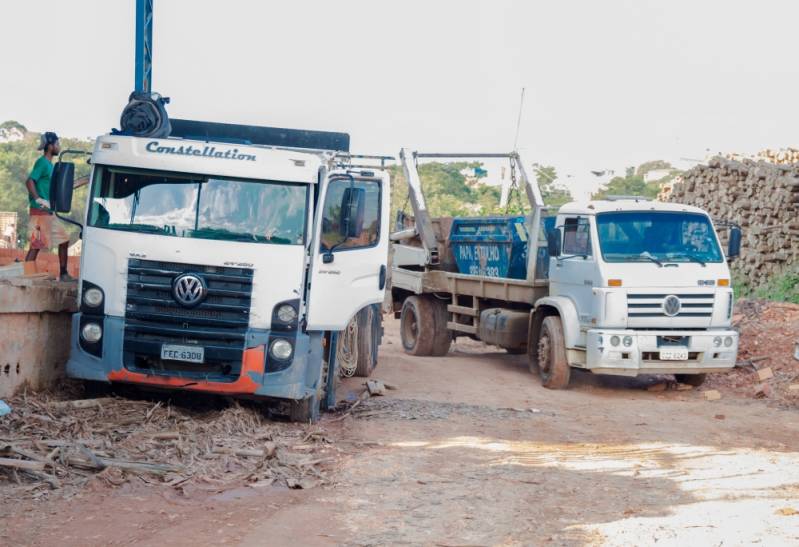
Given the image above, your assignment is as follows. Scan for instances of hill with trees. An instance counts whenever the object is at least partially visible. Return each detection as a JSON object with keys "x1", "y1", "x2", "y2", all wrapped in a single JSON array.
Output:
[{"x1": 0, "y1": 121, "x2": 92, "y2": 246}]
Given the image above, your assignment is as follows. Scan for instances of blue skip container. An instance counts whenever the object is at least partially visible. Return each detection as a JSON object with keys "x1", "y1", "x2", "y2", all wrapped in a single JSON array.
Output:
[{"x1": 449, "y1": 216, "x2": 529, "y2": 279}]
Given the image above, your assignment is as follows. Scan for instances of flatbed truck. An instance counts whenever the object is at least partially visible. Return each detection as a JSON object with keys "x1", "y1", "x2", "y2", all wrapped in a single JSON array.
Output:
[{"x1": 390, "y1": 150, "x2": 742, "y2": 387}]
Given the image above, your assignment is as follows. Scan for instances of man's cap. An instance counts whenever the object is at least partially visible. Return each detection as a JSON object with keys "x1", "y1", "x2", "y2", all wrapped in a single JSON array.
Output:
[{"x1": 37, "y1": 131, "x2": 59, "y2": 150}]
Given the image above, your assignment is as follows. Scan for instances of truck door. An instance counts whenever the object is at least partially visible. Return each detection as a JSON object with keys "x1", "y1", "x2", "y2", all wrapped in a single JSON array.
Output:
[
  {"x1": 551, "y1": 216, "x2": 598, "y2": 327},
  {"x1": 305, "y1": 172, "x2": 390, "y2": 331}
]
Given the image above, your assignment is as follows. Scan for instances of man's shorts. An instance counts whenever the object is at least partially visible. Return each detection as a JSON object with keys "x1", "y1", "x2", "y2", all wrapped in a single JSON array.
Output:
[{"x1": 28, "y1": 213, "x2": 70, "y2": 250}]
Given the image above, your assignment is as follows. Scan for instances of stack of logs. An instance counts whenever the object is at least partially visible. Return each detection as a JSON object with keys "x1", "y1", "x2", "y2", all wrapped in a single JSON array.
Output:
[{"x1": 660, "y1": 155, "x2": 799, "y2": 288}]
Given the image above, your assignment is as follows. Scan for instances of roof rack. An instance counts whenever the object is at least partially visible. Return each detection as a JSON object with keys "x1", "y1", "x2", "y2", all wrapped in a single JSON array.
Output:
[
  {"x1": 169, "y1": 119, "x2": 350, "y2": 152},
  {"x1": 603, "y1": 195, "x2": 652, "y2": 202}
]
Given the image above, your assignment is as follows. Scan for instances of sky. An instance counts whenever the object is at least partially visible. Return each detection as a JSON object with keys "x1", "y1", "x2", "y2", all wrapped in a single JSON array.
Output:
[{"x1": 2, "y1": 0, "x2": 799, "y2": 199}]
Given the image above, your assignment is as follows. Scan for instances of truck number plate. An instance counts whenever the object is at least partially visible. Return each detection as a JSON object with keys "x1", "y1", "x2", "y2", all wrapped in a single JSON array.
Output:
[
  {"x1": 161, "y1": 344, "x2": 204, "y2": 364},
  {"x1": 660, "y1": 348, "x2": 689, "y2": 361}
]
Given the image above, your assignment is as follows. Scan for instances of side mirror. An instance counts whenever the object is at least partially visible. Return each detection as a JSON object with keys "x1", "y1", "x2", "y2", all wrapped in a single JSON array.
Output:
[
  {"x1": 727, "y1": 225, "x2": 742, "y2": 260},
  {"x1": 339, "y1": 187, "x2": 365, "y2": 239},
  {"x1": 50, "y1": 161, "x2": 75, "y2": 213},
  {"x1": 547, "y1": 228, "x2": 561, "y2": 257}
]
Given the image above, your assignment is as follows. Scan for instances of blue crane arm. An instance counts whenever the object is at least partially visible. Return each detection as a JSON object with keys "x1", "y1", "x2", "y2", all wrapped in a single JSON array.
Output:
[{"x1": 135, "y1": 0, "x2": 153, "y2": 93}]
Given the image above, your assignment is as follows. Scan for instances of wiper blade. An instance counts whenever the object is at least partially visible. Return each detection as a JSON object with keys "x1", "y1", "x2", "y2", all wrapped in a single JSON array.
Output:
[
  {"x1": 637, "y1": 253, "x2": 663, "y2": 267},
  {"x1": 107, "y1": 224, "x2": 165, "y2": 234},
  {"x1": 671, "y1": 253, "x2": 706, "y2": 267}
]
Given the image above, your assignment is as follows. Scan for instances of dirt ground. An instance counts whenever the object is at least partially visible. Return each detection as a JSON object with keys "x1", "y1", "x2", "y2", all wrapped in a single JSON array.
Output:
[{"x1": 3, "y1": 312, "x2": 799, "y2": 546}]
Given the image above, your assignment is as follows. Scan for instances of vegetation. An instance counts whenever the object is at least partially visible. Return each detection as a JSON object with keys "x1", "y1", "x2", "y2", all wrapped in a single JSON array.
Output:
[
  {"x1": 733, "y1": 268, "x2": 799, "y2": 304},
  {"x1": 0, "y1": 122, "x2": 92, "y2": 246},
  {"x1": 591, "y1": 161, "x2": 681, "y2": 200},
  {"x1": 387, "y1": 160, "x2": 572, "y2": 228}
]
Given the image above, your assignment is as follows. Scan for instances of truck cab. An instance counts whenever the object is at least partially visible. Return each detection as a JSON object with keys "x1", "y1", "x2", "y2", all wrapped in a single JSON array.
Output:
[
  {"x1": 538, "y1": 199, "x2": 739, "y2": 385},
  {"x1": 54, "y1": 123, "x2": 390, "y2": 421}
]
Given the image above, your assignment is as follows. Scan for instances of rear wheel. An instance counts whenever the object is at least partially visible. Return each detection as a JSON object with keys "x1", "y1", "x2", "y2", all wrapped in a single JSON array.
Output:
[
  {"x1": 400, "y1": 296, "x2": 435, "y2": 356},
  {"x1": 675, "y1": 373, "x2": 706, "y2": 387},
  {"x1": 429, "y1": 298, "x2": 452, "y2": 357},
  {"x1": 538, "y1": 316, "x2": 570, "y2": 389}
]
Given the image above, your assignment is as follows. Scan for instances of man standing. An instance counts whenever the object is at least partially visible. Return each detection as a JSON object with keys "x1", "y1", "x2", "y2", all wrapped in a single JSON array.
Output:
[{"x1": 24, "y1": 131, "x2": 86, "y2": 281}]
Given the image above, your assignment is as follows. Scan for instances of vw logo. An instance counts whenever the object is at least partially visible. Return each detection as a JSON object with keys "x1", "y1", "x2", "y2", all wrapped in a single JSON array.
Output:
[
  {"x1": 172, "y1": 273, "x2": 207, "y2": 308},
  {"x1": 663, "y1": 295, "x2": 682, "y2": 317}
]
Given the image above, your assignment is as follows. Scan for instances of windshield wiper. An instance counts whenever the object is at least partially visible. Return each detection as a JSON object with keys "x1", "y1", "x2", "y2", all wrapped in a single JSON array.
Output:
[
  {"x1": 637, "y1": 252, "x2": 663, "y2": 267},
  {"x1": 670, "y1": 253, "x2": 706, "y2": 267},
  {"x1": 107, "y1": 223, "x2": 165, "y2": 234}
]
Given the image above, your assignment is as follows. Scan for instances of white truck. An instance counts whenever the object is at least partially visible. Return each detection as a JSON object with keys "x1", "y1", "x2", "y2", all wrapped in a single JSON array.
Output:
[
  {"x1": 390, "y1": 150, "x2": 742, "y2": 387},
  {"x1": 49, "y1": 120, "x2": 390, "y2": 421}
]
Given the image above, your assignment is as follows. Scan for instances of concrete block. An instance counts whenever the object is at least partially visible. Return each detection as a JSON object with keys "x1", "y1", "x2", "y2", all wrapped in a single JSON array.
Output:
[{"x1": 0, "y1": 279, "x2": 77, "y2": 398}]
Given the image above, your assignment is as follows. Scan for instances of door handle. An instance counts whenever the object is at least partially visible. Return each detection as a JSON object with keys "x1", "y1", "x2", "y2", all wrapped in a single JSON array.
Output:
[{"x1": 379, "y1": 265, "x2": 386, "y2": 290}]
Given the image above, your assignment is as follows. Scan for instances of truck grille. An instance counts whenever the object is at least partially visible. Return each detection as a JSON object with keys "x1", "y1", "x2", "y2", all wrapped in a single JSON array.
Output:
[
  {"x1": 626, "y1": 293, "x2": 714, "y2": 318},
  {"x1": 123, "y1": 259, "x2": 253, "y2": 378}
]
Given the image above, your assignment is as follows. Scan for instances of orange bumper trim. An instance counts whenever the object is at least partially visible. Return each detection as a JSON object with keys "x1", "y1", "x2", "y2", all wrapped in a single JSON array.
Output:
[{"x1": 107, "y1": 346, "x2": 265, "y2": 395}]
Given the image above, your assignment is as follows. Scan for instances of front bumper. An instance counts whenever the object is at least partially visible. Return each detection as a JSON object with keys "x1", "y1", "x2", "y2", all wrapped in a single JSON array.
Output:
[
  {"x1": 583, "y1": 329, "x2": 738, "y2": 377},
  {"x1": 66, "y1": 313, "x2": 324, "y2": 401}
]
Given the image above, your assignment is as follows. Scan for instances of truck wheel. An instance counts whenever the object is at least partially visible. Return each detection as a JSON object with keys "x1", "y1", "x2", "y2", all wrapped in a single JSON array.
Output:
[
  {"x1": 289, "y1": 358, "x2": 328, "y2": 423},
  {"x1": 355, "y1": 306, "x2": 377, "y2": 377},
  {"x1": 430, "y1": 298, "x2": 452, "y2": 357},
  {"x1": 675, "y1": 373, "x2": 706, "y2": 387},
  {"x1": 538, "y1": 316, "x2": 570, "y2": 389},
  {"x1": 400, "y1": 296, "x2": 435, "y2": 356}
]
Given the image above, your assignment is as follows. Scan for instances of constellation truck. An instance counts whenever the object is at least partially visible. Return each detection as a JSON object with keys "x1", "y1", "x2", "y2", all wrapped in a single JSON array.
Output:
[
  {"x1": 390, "y1": 150, "x2": 742, "y2": 388},
  {"x1": 50, "y1": 120, "x2": 390, "y2": 421}
]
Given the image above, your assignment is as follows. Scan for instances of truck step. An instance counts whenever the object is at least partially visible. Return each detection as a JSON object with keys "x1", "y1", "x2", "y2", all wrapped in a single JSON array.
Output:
[
  {"x1": 447, "y1": 321, "x2": 477, "y2": 334},
  {"x1": 447, "y1": 305, "x2": 478, "y2": 317}
]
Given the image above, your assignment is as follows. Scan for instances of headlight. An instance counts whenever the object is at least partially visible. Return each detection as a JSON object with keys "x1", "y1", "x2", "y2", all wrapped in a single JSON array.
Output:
[
  {"x1": 270, "y1": 339, "x2": 293, "y2": 361},
  {"x1": 723, "y1": 336, "x2": 734, "y2": 347},
  {"x1": 713, "y1": 336, "x2": 722, "y2": 347},
  {"x1": 623, "y1": 336, "x2": 633, "y2": 347},
  {"x1": 276, "y1": 304, "x2": 297, "y2": 324},
  {"x1": 610, "y1": 335, "x2": 620, "y2": 347},
  {"x1": 81, "y1": 322, "x2": 102, "y2": 343},
  {"x1": 83, "y1": 287, "x2": 103, "y2": 307}
]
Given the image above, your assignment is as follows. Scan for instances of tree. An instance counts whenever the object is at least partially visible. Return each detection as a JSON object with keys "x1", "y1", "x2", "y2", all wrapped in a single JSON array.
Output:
[
  {"x1": 592, "y1": 166, "x2": 660, "y2": 200},
  {"x1": 534, "y1": 164, "x2": 573, "y2": 209}
]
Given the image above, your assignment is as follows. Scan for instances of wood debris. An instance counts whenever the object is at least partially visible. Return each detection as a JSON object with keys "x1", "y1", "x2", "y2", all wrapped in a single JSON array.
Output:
[{"x1": 0, "y1": 389, "x2": 335, "y2": 501}]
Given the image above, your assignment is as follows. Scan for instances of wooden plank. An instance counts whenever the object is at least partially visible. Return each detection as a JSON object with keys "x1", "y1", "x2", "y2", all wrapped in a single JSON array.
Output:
[
  {"x1": 447, "y1": 305, "x2": 477, "y2": 316},
  {"x1": 447, "y1": 321, "x2": 477, "y2": 334}
]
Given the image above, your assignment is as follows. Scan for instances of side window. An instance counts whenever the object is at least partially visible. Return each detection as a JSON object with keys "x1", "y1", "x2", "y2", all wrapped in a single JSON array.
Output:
[
  {"x1": 320, "y1": 178, "x2": 381, "y2": 251},
  {"x1": 562, "y1": 217, "x2": 592, "y2": 256}
]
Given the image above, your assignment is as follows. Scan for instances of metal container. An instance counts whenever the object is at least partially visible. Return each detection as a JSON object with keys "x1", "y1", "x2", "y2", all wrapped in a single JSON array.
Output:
[{"x1": 449, "y1": 216, "x2": 529, "y2": 279}]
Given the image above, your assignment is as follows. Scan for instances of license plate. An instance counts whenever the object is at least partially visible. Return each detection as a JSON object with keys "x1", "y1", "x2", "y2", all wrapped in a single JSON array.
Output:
[
  {"x1": 161, "y1": 344, "x2": 204, "y2": 363},
  {"x1": 660, "y1": 348, "x2": 689, "y2": 361}
]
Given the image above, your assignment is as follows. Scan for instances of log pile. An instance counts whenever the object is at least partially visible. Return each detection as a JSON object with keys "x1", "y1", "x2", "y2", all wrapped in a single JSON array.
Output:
[{"x1": 660, "y1": 155, "x2": 799, "y2": 288}]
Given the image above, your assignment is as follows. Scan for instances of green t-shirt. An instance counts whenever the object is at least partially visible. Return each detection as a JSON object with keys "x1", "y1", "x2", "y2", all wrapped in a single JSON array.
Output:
[{"x1": 28, "y1": 155, "x2": 54, "y2": 212}]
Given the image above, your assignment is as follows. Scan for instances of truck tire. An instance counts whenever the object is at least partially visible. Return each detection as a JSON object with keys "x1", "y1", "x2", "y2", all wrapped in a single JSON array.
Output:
[
  {"x1": 400, "y1": 296, "x2": 435, "y2": 356},
  {"x1": 355, "y1": 306, "x2": 378, "y2": 377},
  {"x1": 430, "y1": 298, "x2": 452, "y2": 357},
  {"x1": 538, "y1": 316, "x2": 570, "y2": 389},
  {"x1": 289, "y1": 358, "x2": 328, "y2": 423},
  {"x1": 675, "y1": 373, "x2": 706, "y2": 387}
]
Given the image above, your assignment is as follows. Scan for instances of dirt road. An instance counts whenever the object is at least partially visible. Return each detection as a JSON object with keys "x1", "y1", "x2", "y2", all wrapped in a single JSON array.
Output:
[{"x1": 4, "y1": 317, "x2": 799, "y2": 546}]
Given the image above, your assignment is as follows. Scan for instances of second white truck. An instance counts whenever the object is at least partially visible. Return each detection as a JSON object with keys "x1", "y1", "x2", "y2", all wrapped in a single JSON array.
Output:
[{"x1": 390, "y1": 150, "x2": 741, "y2": 388}]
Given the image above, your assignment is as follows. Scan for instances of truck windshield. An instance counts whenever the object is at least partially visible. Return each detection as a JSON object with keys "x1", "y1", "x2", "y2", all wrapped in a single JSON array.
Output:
[
  {"x1": 596, "y1": 211, "x2": 723, "y2": 264},
  {"x1": 87, "y1": 166, "x2": 308, "y2": 245}
]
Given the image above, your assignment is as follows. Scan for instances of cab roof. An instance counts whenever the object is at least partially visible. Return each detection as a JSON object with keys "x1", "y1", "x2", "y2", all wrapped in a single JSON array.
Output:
[{"x1": 558, "y1": 199, "x2": 710, "y2": 217}]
